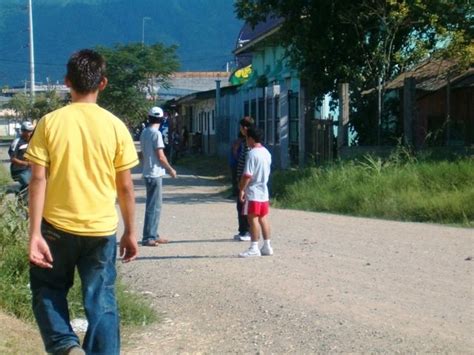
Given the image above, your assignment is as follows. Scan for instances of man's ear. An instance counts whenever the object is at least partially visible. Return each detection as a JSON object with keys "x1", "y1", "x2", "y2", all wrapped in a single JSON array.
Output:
[
  {"x1": 64, "y1": 76, "x2": 71, "y2": 88},
  {"x1": 98, "y1": 77, "x2": 108, "y2": 91}
]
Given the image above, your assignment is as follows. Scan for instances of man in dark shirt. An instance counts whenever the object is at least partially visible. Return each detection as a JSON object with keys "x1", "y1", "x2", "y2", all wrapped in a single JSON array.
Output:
[
  {"x1": 10, "y1": 121, "x2": 34, "y2": 190},
  {"x1": 233, "y1": 116, "x2": 254, "y2": 241}
]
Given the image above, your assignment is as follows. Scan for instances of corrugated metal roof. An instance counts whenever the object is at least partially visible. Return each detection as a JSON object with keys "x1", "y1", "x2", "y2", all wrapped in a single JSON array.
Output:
[
  {"x1": 174, "y1": 85, "x2": 239, "y2": 104},
  {"x1": 385, "y1": 59, "x2": 474, "y2": 91},
  {"x1": 235, "y1": 15, "x2": 284, "y2": 49},
  {"x1": 234, "y1": 15, "x2": 284, "y2": 68}
]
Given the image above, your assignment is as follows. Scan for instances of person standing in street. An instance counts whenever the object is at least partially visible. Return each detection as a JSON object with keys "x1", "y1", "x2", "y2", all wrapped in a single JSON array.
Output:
[
  {"x1": 140, "y1": 106, "x2": 177, "y2": 247},
  {"x1": 25, "y1": 49, "x2": 139, "y2": 355},
  {"x1": 238, "y1": 126, "x2": 273, "y2": 258},
  {"x1": 233, "y1": 116, "x2": 254, "y2": 241},
  {"x1": 10, "y1": 121, "x2": 34, "y2": 192}
]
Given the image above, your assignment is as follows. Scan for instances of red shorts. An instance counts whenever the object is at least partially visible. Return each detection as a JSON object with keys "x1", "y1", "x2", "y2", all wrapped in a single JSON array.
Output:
[{"x1": 243, "y1": 200, "x2": 270, "y2": 217}]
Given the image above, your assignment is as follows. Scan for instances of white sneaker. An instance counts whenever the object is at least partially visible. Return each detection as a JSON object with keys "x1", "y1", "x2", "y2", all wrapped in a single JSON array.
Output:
[
  {"x1": 260, "y1": 244, "x2": 274, "y2": 256},
  {"x1": 233, "y1": 233, "x2": 241, "y2": 240},
  {"x1": 238, "y1": 248, "x2": 261, "y2": 258},
  {"x1": 239, "y1": 232, "x2": 251, "y2": 241}
]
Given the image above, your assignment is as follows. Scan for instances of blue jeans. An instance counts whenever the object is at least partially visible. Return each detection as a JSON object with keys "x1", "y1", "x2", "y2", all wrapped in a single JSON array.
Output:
[
  {"x1": 12, "y1": 168, "x2": 31, "y2": 190},
  {"x1": 30, "y1": 221, "x2": 119, "y2": 355},
  {"x1": 142, "y1": 177, "x2": 162, "y2": 243}
]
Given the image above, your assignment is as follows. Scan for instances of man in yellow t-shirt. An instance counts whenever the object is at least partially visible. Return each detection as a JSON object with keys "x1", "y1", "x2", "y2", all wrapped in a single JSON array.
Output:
[{"x1": 25, "y1": 49, "x2": 139, "y2": 355}]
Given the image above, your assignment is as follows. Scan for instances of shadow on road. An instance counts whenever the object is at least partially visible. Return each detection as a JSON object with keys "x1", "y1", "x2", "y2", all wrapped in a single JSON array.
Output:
[
  {"x1": 131, "y1": 255, "x2": 236, "y2": 261},
  {"x1": 132, "y1": 165, "x2": 232, "y2": 205},
  {"x1": 133, "y1": 174, "x2": 225, "y2": 188},
  {"x1": 135, "y1": 192, "x2": 233, "y2": 205},
  {"x1": 168, "y1": 238, "x2": 234, "y2": 244}
]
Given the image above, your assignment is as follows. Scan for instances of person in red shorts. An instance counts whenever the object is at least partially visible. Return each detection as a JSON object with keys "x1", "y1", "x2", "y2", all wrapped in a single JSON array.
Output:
[{"x1": 238, "y1": 126, "x2": 273, "y2": 257}]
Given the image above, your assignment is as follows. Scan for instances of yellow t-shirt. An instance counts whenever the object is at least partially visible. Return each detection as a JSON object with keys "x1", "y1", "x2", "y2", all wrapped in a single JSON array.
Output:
[{"x1": 25, "y1": 102, "x2": 139, "y2": 236}]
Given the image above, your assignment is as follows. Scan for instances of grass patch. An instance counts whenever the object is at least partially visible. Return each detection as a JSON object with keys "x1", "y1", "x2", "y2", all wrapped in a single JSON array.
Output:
[
  {"x1": 0, "y1": 165, "x2": 12, "y2": 185},
  {"x1": 272, "y1": 153, "x2": 474, "y2": 227},
  {"x1": 0, "y1": 167, "x2": 157, "y2": 326}
]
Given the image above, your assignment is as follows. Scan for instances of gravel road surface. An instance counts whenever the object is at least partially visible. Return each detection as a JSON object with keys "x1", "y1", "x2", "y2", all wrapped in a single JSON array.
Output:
[{"x1": 119, "y1": 168, "x2": 473, "y2": 354}]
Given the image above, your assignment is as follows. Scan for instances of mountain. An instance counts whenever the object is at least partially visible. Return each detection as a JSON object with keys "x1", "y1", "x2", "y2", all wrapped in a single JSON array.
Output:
[{"x1": 0, "y1": 0, "x2": 243, "y2": 87}]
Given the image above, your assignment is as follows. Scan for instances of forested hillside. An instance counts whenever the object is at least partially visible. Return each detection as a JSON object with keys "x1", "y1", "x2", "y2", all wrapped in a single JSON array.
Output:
[{"x1": 0, "y1": 0, "x2": 242, "y2": 86}]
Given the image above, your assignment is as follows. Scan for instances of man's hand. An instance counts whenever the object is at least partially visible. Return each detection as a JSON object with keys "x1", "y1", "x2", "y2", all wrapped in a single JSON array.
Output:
[
  {"x1": 168, "y1": 167, "x2": 177, "y2": 178},
  {"x1": 29, "y1": 235, "x2": 53, "y2": 268},
  {"x1": 239, "y1": 189, "x2": 246, "y2": 203},
  {"x1": 120, "y1": 232, "x2": 138, "y2": 263}
]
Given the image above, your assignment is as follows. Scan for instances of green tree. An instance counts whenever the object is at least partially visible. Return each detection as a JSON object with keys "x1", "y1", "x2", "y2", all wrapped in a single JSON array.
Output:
[
  {"x1": 235, "y1": 0, "x2": 473, "y2": 144},
  {"x1": 235, "y1": 0, "x2": 472, "y2": 97},
  {"x1": 31, "y1": 90, "x2": 65, "y2": 121},
  {"x1": 5, "y1": 90, "x2": 65, "y2": 122},
  {"x1": 5, "y1": 92, "x2": 31, "y2": 121},
  {"x1": 97, "y1": 43, "x2": 180, "y2": 127}
]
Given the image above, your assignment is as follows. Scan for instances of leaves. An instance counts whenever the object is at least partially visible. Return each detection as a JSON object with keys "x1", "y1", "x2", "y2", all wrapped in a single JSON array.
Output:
[
  {"x1": 234, "y1": 0, "x2": 472, "y2": 99},
  {"x1": 97, "y1": 43, "x2": 180, "y2": 127},
  {"x1": 4, "y1": 90, "x2": 65, "y2": 121},
  {"x1": 235, "y1": 0, "x2": 472, "y2": 145}
]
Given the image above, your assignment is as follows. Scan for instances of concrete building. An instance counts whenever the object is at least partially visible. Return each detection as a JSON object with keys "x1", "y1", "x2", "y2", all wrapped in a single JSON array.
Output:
[{"x1": 172, "y1": 16, "x2": 334, "y2": 168}]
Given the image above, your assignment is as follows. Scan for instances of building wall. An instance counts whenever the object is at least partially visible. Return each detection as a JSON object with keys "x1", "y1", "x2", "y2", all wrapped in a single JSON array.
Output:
[
  {"x1": 238, "y1": 45, "x2": 302, "y2": 169},
  {"x1": 416, "y1": 86, "x2": 473, "y2": 146},
  {"x1": 0, "y1": 117, "x2": 20, "y2": 136},
  {"x1": 193, "y1": 98, "x2": 216, "y2": 155}
]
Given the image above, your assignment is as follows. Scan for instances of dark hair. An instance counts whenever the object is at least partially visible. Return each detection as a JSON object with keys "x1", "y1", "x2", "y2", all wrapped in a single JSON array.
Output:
[
  {"x1": 239, "y1": 116, "x2": 254, "y2": 128},
  {"x1": 246, "y1": 126, "x2": 263, "y2": 143},
  {"x1": 66, "y1": 49, "x2": 106, "y2": 94},
  {"x1": 148, "y1": 116, "x2": 163, "y2": 124}
]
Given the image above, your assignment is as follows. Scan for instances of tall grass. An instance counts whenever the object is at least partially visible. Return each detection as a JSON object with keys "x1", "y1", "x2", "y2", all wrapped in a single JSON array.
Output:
[
  {"x1": 0, "y1": 168, "x2": 157, "y2": 325},
  {"x1": 272, "y1": 151, "x2": 474, "y2": 226}
]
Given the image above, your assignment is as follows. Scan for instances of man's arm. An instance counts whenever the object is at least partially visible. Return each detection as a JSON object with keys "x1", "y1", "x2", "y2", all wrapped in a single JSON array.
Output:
[
  {"x1": 28, "y1": 163, "x2": 53, "y2": 268},
  {"x1": 156, "y1": 148, "x2": 177, "y2": 178},
  {"x1": 11, "y1": 156, "x2": 29, "y2": 167},
  {"x1": 239, "y1": 175, "x2": 251, "y2": 203},
  {"x1": 116, "y1": 169, "x2": 138, "y2": 262}
]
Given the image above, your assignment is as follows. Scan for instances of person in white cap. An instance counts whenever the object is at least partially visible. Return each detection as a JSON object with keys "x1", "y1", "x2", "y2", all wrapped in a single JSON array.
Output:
[
  {"x1": 140, "y1": 106, "x2": 177, "y2": 246},
  {"x1": 10, "y1": 121, "x2": 35, "y2": 191}
]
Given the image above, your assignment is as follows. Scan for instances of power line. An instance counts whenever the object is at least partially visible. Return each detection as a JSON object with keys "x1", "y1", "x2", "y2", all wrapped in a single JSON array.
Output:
[{"x1": 0, "y1": 58, "x2": 64, "y2": 67}]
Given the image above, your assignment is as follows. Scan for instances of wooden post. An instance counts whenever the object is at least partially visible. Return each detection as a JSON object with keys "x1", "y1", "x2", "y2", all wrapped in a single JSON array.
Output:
[
  {"x1": 299, "y1": 83, "x2": 306, "y2": 167},
  {"x1": 337, "y1": 83, "x2": 349, "y2": 151},
  {"x1": 403, "y1": 77, "x2": 415, "y2": 146}
]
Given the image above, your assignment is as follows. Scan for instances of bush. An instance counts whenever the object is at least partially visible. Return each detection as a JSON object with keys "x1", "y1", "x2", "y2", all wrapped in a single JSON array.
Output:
[
  {"x1": 0, "y1": 168, "x2": 157, "y2": 325},
  {"x1": 272, "y1": 154, "x2": 474, "y2": 226}
]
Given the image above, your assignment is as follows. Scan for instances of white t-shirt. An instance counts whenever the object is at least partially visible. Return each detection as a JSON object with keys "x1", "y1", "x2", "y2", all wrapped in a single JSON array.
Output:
[
  {"x1": 140, "y1": 126, "x2": 166, "y2": 178},
  {"x1": 243, "y1": 145, "x2": 272, "y2": 201}
]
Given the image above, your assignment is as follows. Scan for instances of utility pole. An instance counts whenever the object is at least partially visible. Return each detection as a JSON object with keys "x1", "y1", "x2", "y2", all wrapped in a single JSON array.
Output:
[{"x1": 28, "y1": 0, "x2": 35, "y2": 99}]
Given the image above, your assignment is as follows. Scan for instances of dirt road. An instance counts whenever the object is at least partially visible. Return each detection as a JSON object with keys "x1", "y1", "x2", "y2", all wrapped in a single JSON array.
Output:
[{"x1": 119, "y1": 168, "x2": 473, "y2": 354}]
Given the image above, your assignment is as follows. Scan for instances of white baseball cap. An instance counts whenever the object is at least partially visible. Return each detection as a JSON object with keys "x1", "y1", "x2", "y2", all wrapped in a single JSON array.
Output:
[
  {"x1": 21, "y1": 121, "x2": 34, "y2": 131},
  {"x1": 148, "y1": 106, "x2": 164, "y2": 118}
]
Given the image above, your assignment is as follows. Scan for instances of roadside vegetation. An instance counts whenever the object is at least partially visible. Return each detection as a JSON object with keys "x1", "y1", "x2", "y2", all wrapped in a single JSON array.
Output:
[
  {"x1": 0, "y1": 165, "x2": 157, "y2": 327},
  {"x1": 271, "y1": 149, "x2": 474, "y2": 227}
]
